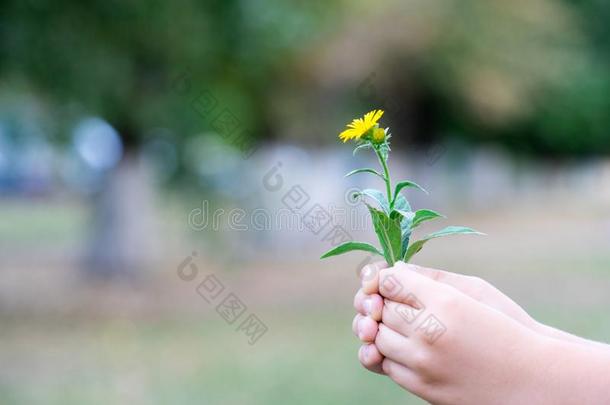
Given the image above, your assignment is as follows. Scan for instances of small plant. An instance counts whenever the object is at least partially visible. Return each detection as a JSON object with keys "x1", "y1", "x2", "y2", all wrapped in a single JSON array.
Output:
[{"x1": 321, "y1": 109, "x2": 483, "y2": 266}]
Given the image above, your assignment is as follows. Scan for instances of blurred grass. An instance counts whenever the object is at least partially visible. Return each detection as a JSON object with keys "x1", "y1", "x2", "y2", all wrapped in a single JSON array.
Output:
[
  {"x1": 0, "y1": 313, "x2": 422, "y2": 405},
  {"x1": 0, "y1": 199, "x2": 86, "y2": 246}
]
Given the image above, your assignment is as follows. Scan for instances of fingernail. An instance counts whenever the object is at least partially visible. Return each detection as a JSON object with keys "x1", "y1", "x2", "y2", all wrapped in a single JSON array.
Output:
[
  {"x1": 363, "y1": 298, "x2": 372, "y2": 315},
  {"x1": 357, "y1": 319, "x2": 363, "y2": 339},
  {"x1": 360, "y1": 264, "x2": 378, "y2": 282},
  {"x1": 362, "y1": 344, "x2": 370, "y2": 360},
  {"x1": 360, "y1": 266, "x2": 372, "y2": 281}
]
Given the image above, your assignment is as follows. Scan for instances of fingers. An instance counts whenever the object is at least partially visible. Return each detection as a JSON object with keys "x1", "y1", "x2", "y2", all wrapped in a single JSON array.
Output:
[
  {"x1": 358, "y1": 344, "x2": 385, "y2": 375},
  {"x1": 378, "y1": 262, "x2": 442, "y2": 304},
  {"x1": 353, "y1": 265, "x2": 388, "y2": 377},
  {"x1": 382, "y1": 299, "x2": 423, "y2": 337},
  {"x1": 408, "y1": 264, "x2": 487, "y2": 299},
  {"x1": 353, "y1": 289, "x2": 383, "y2": 321},
  {"x1": 360, "y1": 261, "x2": 387, "y2": 295},
  {"x1": 375, "y1": 323, "x2": 420, "y2": 367},
  {"x1": 382, "y1": 358, "x2": 426, "y2": 398},
  {"x1": 407, "y1": 264, "x2": 456, "y2": 283},
  {"x1": 352, "y1": 313, "x2": 378, "y2": 342}
]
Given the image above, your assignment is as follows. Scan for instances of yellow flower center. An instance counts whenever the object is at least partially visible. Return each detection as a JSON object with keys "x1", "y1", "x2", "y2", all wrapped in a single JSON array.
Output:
[{"x1": 372, "y1": 127, "x2": 386, "y2": 143}]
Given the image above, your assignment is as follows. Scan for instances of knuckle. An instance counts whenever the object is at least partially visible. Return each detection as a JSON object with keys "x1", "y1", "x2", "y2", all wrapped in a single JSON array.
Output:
[
  {"x1": 410, "y1": 349, "x2": 431, "y2": 372},
  {"x1": 374, "y1": 325, "x2": 384, "y2": 343},
  {"x1": 371, "y1": 293, "x2": 383, "y2": 307},
  {"x1": 380, "y1": 304, "x2": 389, "y2": 324},
  {"x1": 467, "y1": 276, "x2": 489, "y2": 300},
  {"x1": 436, "y1": 290, "x2": 460, "y2": 310},
  {"x1": 381, "y1": 301, "x2": 397, "y2": 324},
  {"x1": 429, "y1": 268, "x2": 444, "y2": 281},
  {"x1": 378, "y1": 268, "x2": 389, "y2": 281},
  {"x1": 368, "y1": 295, "x2": 383, "y2": 320},
  {"x1": 379, "y1": 273, "x2": 402, "y2": 297},
  {"x1": 374, "y1": 326, "x2": 388, "y2": 352},
  {"x1": 381, "y1": 358, "x2": 394, "y2": 376},
  {"x1": 409, "y1": 378, "x2": 432, "y2": 399}
]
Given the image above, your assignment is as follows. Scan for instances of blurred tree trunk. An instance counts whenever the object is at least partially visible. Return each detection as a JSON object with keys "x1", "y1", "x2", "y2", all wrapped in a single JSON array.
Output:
[{"x1": 83, "y1": 150, "x2": 160, "y2": 280}]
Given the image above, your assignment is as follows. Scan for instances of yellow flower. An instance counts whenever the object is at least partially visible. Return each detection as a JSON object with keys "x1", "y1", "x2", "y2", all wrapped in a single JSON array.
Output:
[{"x1": 339, "y1": 109, "x2": 384, "y2": 142}]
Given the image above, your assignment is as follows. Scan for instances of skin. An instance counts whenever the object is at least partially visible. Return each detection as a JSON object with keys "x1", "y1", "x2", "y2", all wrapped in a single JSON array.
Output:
[{"x1": 352, "y1": 261, "x2": 610, "y2": 404}]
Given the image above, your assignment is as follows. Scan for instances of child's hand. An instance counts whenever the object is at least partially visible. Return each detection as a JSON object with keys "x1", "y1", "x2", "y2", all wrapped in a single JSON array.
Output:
[
  {"x1": 353, "y1": 261, "x2": 538, "y2": 374},
  {"x1": 370, "y1": 264, "x2": 550, "y2": 403},
  {"x1": 354, "y1": 262, "x2": 610, "y2": 404}
]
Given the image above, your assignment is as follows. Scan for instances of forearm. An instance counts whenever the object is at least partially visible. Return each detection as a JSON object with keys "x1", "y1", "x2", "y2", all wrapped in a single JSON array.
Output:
[
  {"x1": 532, "y1": 336, "x2": 610, "y2": 404},
  {"x1": 535, "y1": 321, "x2": 610, "y2": 351}
]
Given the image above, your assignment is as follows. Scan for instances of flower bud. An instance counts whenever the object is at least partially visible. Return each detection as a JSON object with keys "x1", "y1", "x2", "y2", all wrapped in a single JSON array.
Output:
[{"x1": 372, "y1": 127, "x2": 386, "y2": 143}]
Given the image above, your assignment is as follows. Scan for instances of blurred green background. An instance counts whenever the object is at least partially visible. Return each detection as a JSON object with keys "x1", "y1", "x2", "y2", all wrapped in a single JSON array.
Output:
[{"x1": 1, "y1": 0, "x2": 609, "y2": 404}]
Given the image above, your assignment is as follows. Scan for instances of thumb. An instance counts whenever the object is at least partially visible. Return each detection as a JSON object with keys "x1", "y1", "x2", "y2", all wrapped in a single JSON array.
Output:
[{"x1": 403, "y1": 263, "x2": 481, "y2": 297}]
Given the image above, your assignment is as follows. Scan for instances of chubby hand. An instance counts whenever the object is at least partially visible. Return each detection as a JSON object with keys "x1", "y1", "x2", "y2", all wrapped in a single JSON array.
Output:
[
  {"x1": 353, "y1": 261, "x2": 539, "y2": 373},
  {"x1": 353, "y1": 262, "x2": 547, "y2": 404}
]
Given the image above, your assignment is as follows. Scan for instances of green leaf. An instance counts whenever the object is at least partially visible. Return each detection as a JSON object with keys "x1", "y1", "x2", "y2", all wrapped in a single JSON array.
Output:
[
  {"x1": 353, "y1": 143, "x2": 372, "y2": 155},
  {"x1": 367, "y1": 205, "x2": 402, "y2": 266},
  {"x1": 404, "y1": 226, "x2": 485, "y2": 262},
  {"x1": 393, "y1": 180, "x2": 428, "y2": 203},
  {"x1": 357, "y1": 189, "x2": 390, "y2": 214},
  {"x1": 411, "y1": 209, "x2": 445, "y2": 228},
  {"x1": 391, "y1": 209, "x2": 414, "y2": 258},
  {"x1": 378, "y1": 144, "x2": 389, "y2": 162},
  {"x1": 393, "y1": 194, "x2": 412, "y2": 212},
  {"x1": 392, "y1": 209, "x2": 414, "y2": 222},
  {"x1": 403, "y1": 240, "x2": 426, "y2": 263},
  {"x1": 320, "y1": 241, "x2": 383, "y2": 259},
  {"x1": 401, "y1": 230, "x2": 411, "y2": 259},
  {"x1": 425, "y1": 226, "x2": 485, "y2": 239},
  {"x1": 344, "y1": 168, "x2": 385, "y2": 180}
]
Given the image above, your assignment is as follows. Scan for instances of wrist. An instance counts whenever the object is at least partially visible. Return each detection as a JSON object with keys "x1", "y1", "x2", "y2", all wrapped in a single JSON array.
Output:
[
  {"x1": 531, "y1": 320, "x2": 575, "y2": 343},
  {"x1": 532, "y1": 320, "x2": 610, "y2": 350},
  {"x1": 510, "y1": 331, "x2": 559, "y2": 404},
  {"x1": 531, "y1": 320, "x2": 555, "y2": 337}
]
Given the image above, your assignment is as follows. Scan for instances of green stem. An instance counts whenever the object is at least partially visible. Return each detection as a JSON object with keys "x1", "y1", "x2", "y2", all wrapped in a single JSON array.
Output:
[{"x1": 374, "y1": 145, "x2": 393, "y2": 210}]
